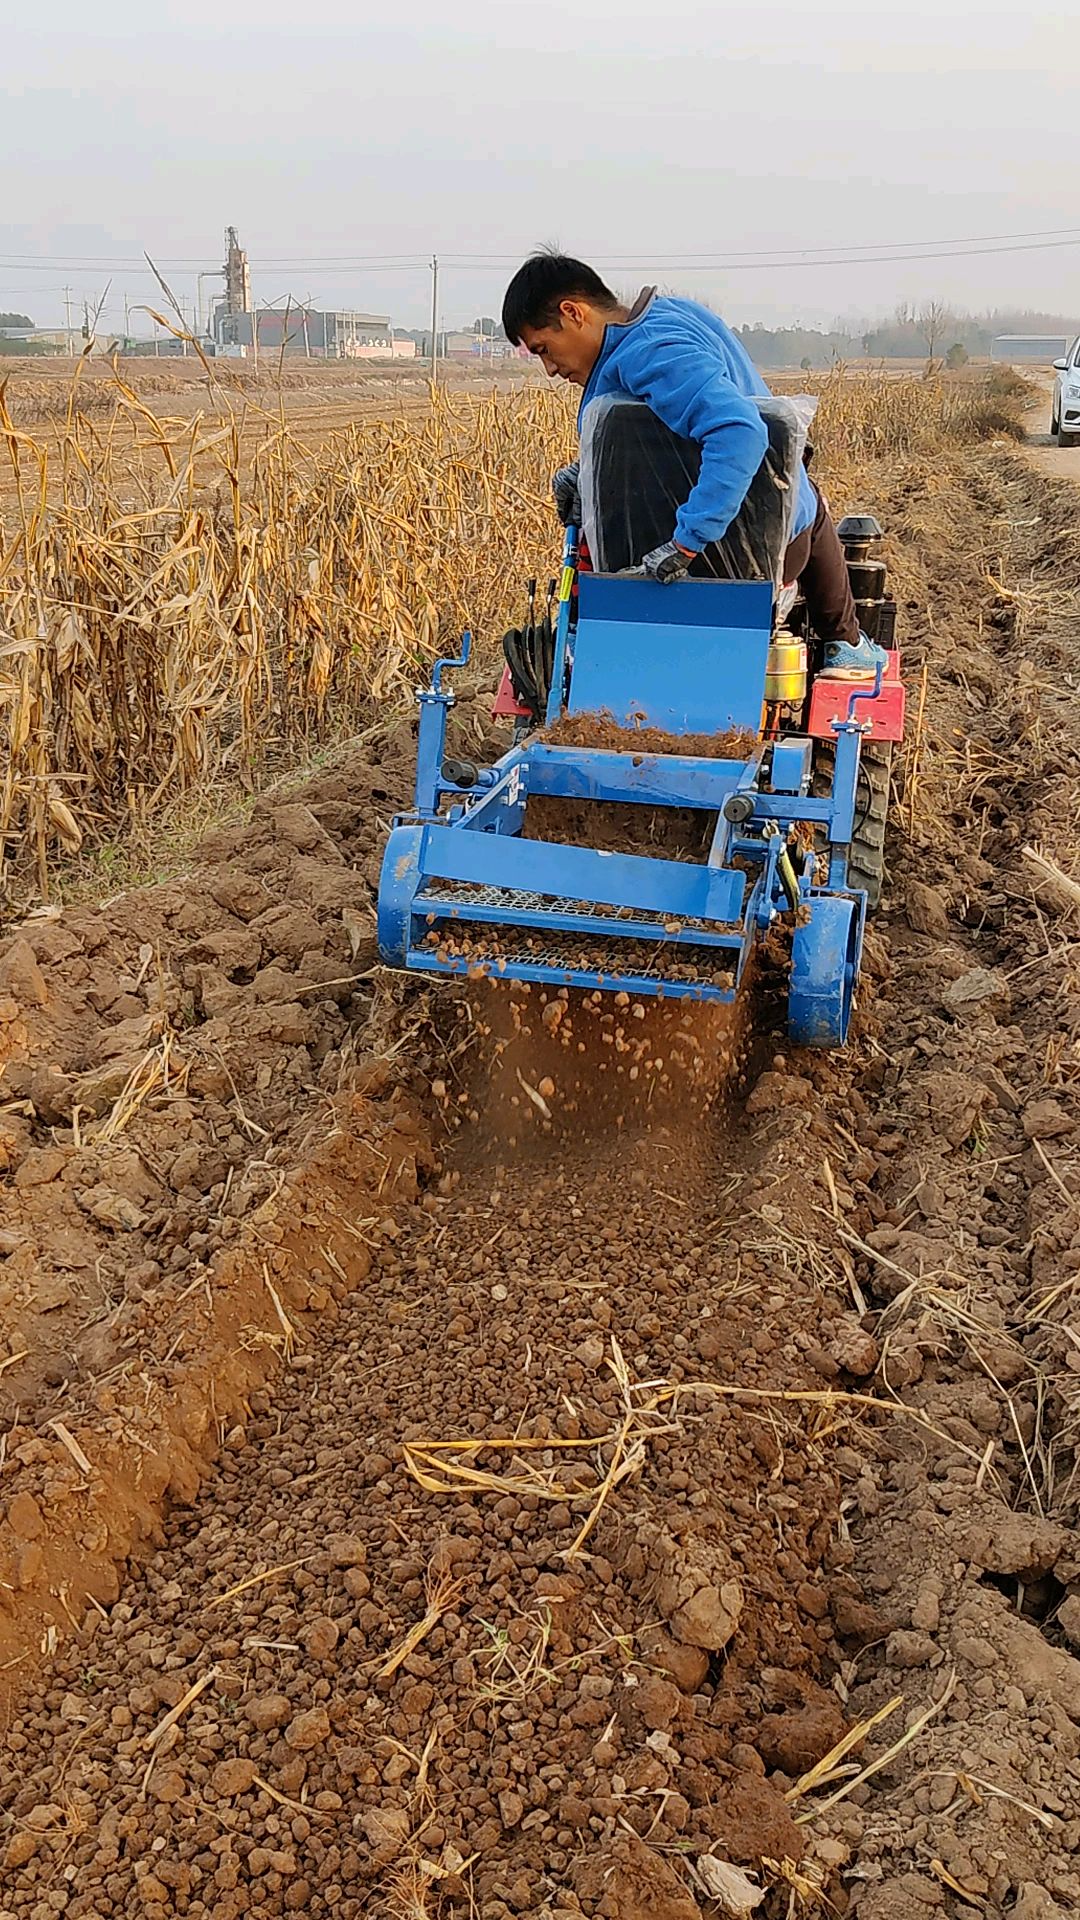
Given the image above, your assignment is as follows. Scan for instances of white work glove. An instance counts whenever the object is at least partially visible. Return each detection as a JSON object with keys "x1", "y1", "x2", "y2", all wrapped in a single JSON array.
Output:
[{"x1": 638, "y1": 539, "x2": 695, "y2": 584}]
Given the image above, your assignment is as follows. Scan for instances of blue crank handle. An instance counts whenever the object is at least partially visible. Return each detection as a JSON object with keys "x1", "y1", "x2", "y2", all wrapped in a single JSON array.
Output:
[
  {"x1": 845, "y1": 659, "x2": 883, "y2": 721},
  {"x1": 431, "y1": 630, "x2": 473, "y2": 695}
]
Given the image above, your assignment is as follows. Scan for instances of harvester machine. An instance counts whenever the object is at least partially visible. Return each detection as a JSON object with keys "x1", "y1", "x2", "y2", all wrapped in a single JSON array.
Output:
[{"x1": 378, "y1": 398, "x2": 904, "y2": 1047}]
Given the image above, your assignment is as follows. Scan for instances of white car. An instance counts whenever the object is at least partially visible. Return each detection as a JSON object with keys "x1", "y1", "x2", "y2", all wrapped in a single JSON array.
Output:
[{"x1": 1051, "y1": 338, "x2": 1080, "y2": 448}]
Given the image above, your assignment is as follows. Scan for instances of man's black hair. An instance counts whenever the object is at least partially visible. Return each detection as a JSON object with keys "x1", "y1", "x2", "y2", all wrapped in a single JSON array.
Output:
[{"x1": 501, "y1": 252, "x2": 618, "y2": 345}]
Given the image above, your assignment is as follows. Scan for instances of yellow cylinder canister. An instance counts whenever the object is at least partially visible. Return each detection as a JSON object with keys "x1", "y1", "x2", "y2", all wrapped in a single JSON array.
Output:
[{"x1": 764, "y1": 639, "x2": 807, "y2": 703}]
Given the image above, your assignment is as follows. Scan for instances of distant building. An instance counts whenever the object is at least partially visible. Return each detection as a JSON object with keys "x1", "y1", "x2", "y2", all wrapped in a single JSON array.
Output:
[
  {"x1": 991, "y1": 334, "x2": 1070, "y2": 363},
  {"x1": 0, "y1": 326, "x2": 70, "y2": 351},
  {"x1": 355, "y1": 340, "x2": 416, "y2": 360},
  {"x1": 442, "y1": 328, "x2": 517, "y2": 361},
  {"x1": 216, "y1": 305, "x2": 403, "y2": 358},
  {"x1": 119, "y1": 337, "x2": 186, "y2": 357}
]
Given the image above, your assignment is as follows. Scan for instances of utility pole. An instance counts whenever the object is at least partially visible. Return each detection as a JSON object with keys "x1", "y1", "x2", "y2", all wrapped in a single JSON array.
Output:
[
  {"x1": 63, "y1": 286, "x2": 74, "y2": 355},
  {"x1": 124, "y1": 294, "x2": 131, "y2": 343},
  {"x1": 430, "y1": 254, "x2": 439, "y2": 383}
]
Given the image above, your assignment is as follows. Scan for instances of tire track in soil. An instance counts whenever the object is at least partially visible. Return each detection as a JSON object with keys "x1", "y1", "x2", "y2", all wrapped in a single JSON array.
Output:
[{"x1": 2, "y1": 440, "x2": 1080, "y2": 1919}]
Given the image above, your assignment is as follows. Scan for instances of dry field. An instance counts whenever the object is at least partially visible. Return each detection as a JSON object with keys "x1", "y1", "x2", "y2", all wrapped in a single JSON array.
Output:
[
  {"x1": 0, "y1": 360, "x2": 1025, "y2": 903},
  {"x1": 0, "y1": 360, "x2": 570, "y2": 900},
  {"x1": 1, "y1": 351, "x2": 532, "y2": 431},
  {"x1": 0, "y1": 355, "x2": 536, "y2": 525},
  {"x1": 2, "y1": 366, "x2": 1080, "y2": 1920}
]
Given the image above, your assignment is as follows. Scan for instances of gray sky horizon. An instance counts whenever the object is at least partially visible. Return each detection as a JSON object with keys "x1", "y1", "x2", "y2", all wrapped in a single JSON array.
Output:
[{"x1": 4, "y1": 0, "x2": 1079, "y2": 340}]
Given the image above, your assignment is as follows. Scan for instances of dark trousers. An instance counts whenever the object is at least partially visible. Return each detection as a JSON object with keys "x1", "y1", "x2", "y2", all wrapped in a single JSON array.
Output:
[{"x1": 782, "y1": 486, "x2": 859, "y2": 649}]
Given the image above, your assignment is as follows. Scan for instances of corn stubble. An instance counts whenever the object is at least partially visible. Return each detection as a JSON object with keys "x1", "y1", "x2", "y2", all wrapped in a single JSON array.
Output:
[
  {"x1": 0, "y1": 376, "x2": 574, "y2": 896},
  {"x1": 0, "y1": 365, "x2": 1024, "y2": 895}
]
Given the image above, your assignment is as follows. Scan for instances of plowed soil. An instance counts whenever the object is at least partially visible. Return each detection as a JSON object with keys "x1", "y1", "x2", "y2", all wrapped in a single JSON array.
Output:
[{"x1": 2, "y1": 435, "x2": 1080, "y2": 1920}]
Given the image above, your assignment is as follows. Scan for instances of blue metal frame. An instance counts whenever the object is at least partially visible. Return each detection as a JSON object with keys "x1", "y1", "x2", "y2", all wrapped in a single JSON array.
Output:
[
  {"x1": 388, "y1": 817, "x2": 749, "y2": 923},
  {"x1": 379, "y1": 568, "x2": 886, "y2": 1044},
  {"x1": 567, "y1": 573, "x2": 773, "y2": 734},
  {"x1": 544, "y1": 526, "x2": 579, "y2": 726},
  {"x1": 412, "y1": 631, "x2": 477, "y2": 819}
]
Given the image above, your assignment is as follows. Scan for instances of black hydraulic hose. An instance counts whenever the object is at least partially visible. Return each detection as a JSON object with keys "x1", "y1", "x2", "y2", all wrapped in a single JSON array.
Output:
[
  {"x1": 502, "y1": 627, "x2": 537, "y2": 709},
  {"x1": 502, "y1": 610, "x2": 555, "y2": 720}
]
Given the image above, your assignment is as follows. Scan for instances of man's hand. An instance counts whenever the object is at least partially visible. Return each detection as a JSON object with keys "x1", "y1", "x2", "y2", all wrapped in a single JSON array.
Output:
[
  {"x1": 552, "y1": 462, "x2": 581, "y2": 527},
  {"x1": 639, "y1": 539, "x2": 696, "y2": 584}
]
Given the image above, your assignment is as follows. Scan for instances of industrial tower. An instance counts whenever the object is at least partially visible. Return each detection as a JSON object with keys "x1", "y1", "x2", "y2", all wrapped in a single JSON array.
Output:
[{"x1": 223, "y1": 226, "x2": 251, "y2": 318}]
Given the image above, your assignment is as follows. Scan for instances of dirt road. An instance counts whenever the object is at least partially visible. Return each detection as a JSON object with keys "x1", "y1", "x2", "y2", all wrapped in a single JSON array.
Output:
[
  {"x1": 1018, "y1": 375, "x2": 1080, "y2": 484},
  {"x1": 2, "y1": 435, "x2": 1080, "y2": 1917}
]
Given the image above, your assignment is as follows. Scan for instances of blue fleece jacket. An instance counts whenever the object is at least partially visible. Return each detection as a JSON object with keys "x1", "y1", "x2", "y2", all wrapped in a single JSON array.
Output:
[{"x1": 578, "y1": 292, "x2": 816, "y2": 553}]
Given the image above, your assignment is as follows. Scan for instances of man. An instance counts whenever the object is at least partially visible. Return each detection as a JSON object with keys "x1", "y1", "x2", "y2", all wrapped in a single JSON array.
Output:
[{"x1": 501, "y1": 252, "x2": 885, "y2": 678}]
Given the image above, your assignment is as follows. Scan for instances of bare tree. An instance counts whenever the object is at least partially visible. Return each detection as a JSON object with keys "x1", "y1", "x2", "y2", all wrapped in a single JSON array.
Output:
[{"x1": 919, "y1": 299, "x2": 948, "y2": 368}]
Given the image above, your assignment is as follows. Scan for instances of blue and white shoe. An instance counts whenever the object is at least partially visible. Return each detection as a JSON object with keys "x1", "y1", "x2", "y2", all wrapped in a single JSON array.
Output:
[{"x1": 820, "y1": 633, "x2": 889, "y2": 681}]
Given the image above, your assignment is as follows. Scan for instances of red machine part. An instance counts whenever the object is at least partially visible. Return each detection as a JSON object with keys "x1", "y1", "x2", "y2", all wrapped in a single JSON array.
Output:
[
  {"x1": 492, "y1": 664, "x2": 531, "y2": 720},
  {"x1": 807, "y1": 648, "x2": 905, "y2": 743}
]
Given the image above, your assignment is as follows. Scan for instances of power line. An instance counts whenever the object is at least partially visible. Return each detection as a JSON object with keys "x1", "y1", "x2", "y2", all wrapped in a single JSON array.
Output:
[
  {"x1": 3, "y1": 221, "x2": 1080, "y2": 273},
  {"x1": 446, "y1": 236, "x2": 1080, "y2": 271},
  {"x1": 438, "y1": 237, "x2": 1076, "y2": 272},
  {"x1": 445, "y1": 224, "x2": 1080, "y2": 263}
]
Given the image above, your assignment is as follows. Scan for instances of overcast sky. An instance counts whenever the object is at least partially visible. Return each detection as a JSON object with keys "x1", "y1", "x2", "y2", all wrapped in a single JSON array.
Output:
[{"x1": 4, "y1": 0, "x2": 1078, "y2": 337}]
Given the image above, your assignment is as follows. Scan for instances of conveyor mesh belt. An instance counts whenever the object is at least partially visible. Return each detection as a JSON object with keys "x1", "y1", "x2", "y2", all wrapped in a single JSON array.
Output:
[
  {"x1": 420, "y1": 919, "x2": 739, "y2": 987},
  {"x1": 419, "y1": 878, "x2": 734, "y2": 936}
]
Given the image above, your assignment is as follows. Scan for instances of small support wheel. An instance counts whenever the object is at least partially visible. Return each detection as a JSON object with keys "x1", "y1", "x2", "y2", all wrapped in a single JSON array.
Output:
[
  {"x1": 377, "y1": 825, "x2": 422, "y2": 967},
  {"x1": 812, "y1": 737, "x2": 893, "y2": 910},
  {"x1": 788, "y1": 895, "x2": 861, "y2": 1049}
]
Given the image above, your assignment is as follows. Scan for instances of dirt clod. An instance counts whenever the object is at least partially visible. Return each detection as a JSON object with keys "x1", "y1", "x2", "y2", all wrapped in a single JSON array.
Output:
[
  {"x1": 573, "y1": 1828, "x2": 704, "y2": 1919},
  {"x1": 0, "y1": 937, "x2": 49, "y2": 1006},
  {"x1": 246, "y1": 1691, "x2": 292, "y2": 1731},
  {"x1": 212, "y1": 1756, "x2": 258, "y2": 1797},
  {"x1": 673, "y1": 1581, "x2": 743, "y2": 1651},
  {"x1": 284, "y1": 1705, "x2": 331, "y2": 1750}
]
